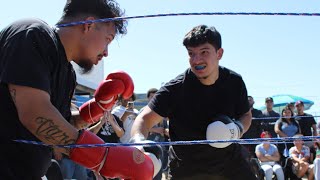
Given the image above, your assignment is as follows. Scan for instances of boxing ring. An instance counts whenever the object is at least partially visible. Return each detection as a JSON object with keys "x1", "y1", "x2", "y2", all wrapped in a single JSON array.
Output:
[{"x1": 15, "y1": 10, "x2": 320, "y2": 149}]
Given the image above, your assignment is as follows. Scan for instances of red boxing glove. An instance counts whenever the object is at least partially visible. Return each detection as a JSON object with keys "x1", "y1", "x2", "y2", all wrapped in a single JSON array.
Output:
[
  {"x1": 94, "y1": 79, "x2": 125, "y2": 110},
  {"x1": 78, "y1": 99, "x2": 104, "y2": 124},
  {"x1": 79, "y1": 79, "x2": 124, "y2": 124},
  {"x1": 70, "y1": 130, "x2": 154, "y2": 180},
  {"x1": 79, "y1": 71, "x2": 134, "y2": 124},
  {"x1": 105, "y1": 70, "x2": 134, "y2": 100}
]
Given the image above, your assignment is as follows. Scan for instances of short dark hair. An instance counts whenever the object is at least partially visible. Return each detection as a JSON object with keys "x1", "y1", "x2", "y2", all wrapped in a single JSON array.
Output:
[
  {"x1": 57, "y1": 0, "x2": 127, "y2": 35},
  {"x1": 183, "y1": 25, "x2": 222, "y2": 50},
  {"x1": 131, "y1": 93, "x2": 136, "y2": 101},
  {"x1": 295, "y1": 101, "x2": 304, "y2": 107},
  {"x1": 147, "y1": 88, "x2": 158, "y2": 98},
  {"x1": 265, "y1": 97, "x2": 273, "y2": 103}
]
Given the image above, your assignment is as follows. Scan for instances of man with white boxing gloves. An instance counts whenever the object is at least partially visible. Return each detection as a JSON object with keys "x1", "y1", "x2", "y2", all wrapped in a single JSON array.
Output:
[
  {"x1": 0, "y1": 0, "x2": 159, "y2": 179},
  {"x1": 206, "y1": 115, "x2": 244, "y2": 148},
  {"x1": 132, "y1": 25, "x2": 257, "y2": 180}
]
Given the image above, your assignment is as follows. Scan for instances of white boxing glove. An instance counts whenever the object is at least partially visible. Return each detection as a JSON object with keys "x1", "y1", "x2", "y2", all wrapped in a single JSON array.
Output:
[{"x1": 206, "y1": 115, "x2": 243, "y2": 148}]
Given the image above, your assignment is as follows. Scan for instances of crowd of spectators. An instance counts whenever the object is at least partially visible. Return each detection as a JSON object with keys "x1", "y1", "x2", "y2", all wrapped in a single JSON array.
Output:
[{"x1": 243, "y1": 96, "x2": 320, "y2": 180}]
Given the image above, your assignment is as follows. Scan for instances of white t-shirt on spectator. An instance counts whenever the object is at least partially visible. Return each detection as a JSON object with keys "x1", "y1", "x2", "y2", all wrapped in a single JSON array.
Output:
[{"x1": 111, "y1": 105, "x2": 139, "y2": 143}]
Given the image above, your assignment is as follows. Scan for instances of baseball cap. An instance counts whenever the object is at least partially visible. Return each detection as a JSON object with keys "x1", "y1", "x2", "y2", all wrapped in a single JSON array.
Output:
[
  {"x1": 260, "y1": 131, "x2": 272, "y2": 138},
  {"x1": 265, "y1": 97, "x2": 273, "y2": 102},
  {"x1": 295, "y1": 101, "x2": 304, "y2": 107}
]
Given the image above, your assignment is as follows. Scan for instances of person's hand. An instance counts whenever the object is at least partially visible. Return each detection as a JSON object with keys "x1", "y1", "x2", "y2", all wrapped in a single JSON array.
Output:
[
  {"x1": 125, "y1": 108, "x2": 138, "y2": 119},
  {"x1": 103, "y1": 111, "x2": 113, "y2": 123},
  {"x1": 152, "y1": 127, "x2": 165, "y2": 135},
  {"x1": 164, "y1": 128, "x2": 169, "y2": 137},
  {"x1": 53, "y1": 148, "x2": 63, "y2": 161},
  {"x1": 93, "y1": 172, "x2": 104, "y2": 180},
  {"x1": 298, "y1": 160, "x2": 305, "y2": 164}
]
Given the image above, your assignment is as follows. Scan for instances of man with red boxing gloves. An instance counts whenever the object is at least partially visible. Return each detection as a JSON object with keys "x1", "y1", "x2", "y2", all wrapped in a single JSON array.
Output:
[
  {"x1": 132, "y1": 25, "x2": 257, "y2": 179},
  {"x1": 0, "y1": 0, "x2": 159, "y2": 179}
]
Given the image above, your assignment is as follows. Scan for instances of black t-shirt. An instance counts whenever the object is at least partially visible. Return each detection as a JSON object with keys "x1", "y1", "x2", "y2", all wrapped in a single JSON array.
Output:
[
  {"x1": 242, "y1": 108, "x2": 263, "y2": 139},
  {"x1": 96, "y1": 115, "x2": 124, "y2": 143},
  {"x1": 261, "y1": 110, "x2": 280, "y2": 138},
  {"x1": 148, "y1": 67, "x2": 250, "y2": 177},
  {"x1": 295, "y1": 113, "x2": 316, "y2": 136},
  {"x1": 0, "y1": 19, "x2": 76, "y2": 179}
]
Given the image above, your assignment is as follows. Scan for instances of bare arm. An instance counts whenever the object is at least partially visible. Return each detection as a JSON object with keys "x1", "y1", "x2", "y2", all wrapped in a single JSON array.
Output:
[
  {"x1": 255, "y1": 151, "x2": 271, "y2": 162},
  {"x1": 120, "y1": 107, "x2": 137, "y2": 122},
  {"x1": 275, "y1": 123, "x2": 288, "y2": 137},
  {"x1": 88, "y1": 120, "x2": 105, "y2": 134},
  {"x1": 70, "y1": 111, "x2": 90, "y2": 130},
  {"x1": 266, "y1": 150, "x2": 281, "y2": 162},
  {"x1": 312, "y1": 124, "x2": 318, "y2": 136},
  {"x1": 239, "y1": 110, "x2": 252, "y2": 134},
  {"x1": 9, "y1": 84, "x2": 78, "y2": 155},
  {"x1": 107, "y1": 113, "x2": 124, "y2": 138},
  {"x1": 131, "y1": 106, "x2": 164, "y2": 138},
  {"x1": 149, "y1": 127, "x2": 164, "y2": 136}
]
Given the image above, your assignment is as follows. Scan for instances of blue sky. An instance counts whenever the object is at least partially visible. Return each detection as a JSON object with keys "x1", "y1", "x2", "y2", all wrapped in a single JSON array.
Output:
[{"x1": 2, "y1": 0, "x2": 320, "y2": 113}]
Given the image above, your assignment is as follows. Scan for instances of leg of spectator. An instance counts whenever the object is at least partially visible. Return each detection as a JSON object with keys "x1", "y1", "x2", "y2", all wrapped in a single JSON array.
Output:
[
  {"x1": 272, "y1": 164, "x2": 284, "y2": 180},
  {"x1": 261, "y1": 164, "x2": 273, "y2": 180},
  {"x1": 73, "y1": 163, "x2": 88, "y2": 180},
  {"x1": 59, "y1": 158, "x2": 75, "y2": 179},
  {"x1": 297, "y1": 162, "x2": 309, "y2": 178},
  {"x1": 314, "y1": 158, "x2": 320, "y2": 180},
  {"x1": 162, "y1": 146, "x2": 170, "y2": 179},
  {"x1": 307, "y1": 164, "x2": 314, "y2": 180}
]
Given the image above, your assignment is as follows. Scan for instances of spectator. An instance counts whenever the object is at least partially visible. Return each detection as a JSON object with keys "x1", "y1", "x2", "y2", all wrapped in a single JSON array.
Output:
[
  {"x1": 262, "y1": 97, "x2": 280, "y2": 138},
  {"x1": 243, "y1": 96, "x2": 263, "y2": 158},
  {"x1": 312, "y1": 141, "x2": 320, "y2": 180},
  {"x1": 275, "y1": 105, "x2": 301, "y2": 158},
  {"x1": 88, "y1": 111, "x2": 124, "y2": 143},
  {"x1": 295, "y1": 101, "x2": 317, "y2": 138},
  {"x1": 289, "y1": 134, "x2": 314, "y2": 179},
  {"x1": 248, "y1": 96, "x2": 263, "y2": 118},
  {"x1": 255, "y1": 131, "x2": 284, "y2": 180},
  {"x1": 112, "y1": 94, "x2": 138, "y2": 143},
  {"x1": 287, "y1": 102, "x2": 296, "y2": 115}
]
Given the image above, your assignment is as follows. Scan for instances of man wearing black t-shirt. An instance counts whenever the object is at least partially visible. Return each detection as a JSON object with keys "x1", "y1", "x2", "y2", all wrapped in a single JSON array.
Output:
[
  {"x1": 132, "y1": 25, "x2": 256, "y2": 179},
  {"x1": 242, "y1": 96, "x2": 263, "y2": 158},
  {"x1": 295, "y1": 101, "x2": 317, "y2": 137},
  {"x1": 0, "y1": 1, "x2": 157, "y2": 179},
  {"x1": 261, "y1": 97, "x2": 280, "y2": 138}
]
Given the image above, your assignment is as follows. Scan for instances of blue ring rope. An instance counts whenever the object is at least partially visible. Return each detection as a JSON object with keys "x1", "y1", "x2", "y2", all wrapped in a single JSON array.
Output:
[
  {"x1": 57, "y1": 12, "x2": 320, "y2": 27},
  {"x1": 14, "y1": 136, "x2": 320, "y2": 148}
]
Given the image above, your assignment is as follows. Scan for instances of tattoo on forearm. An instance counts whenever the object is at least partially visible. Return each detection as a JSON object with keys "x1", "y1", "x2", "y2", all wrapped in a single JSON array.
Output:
[
  {"x1": 35, "y1": 117, "x2": 76, "y2": 145},
  {"x1": 9, "y1": 89, "x2": 17, "y2": 104}
]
